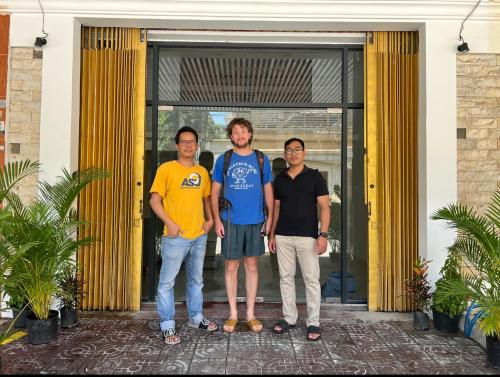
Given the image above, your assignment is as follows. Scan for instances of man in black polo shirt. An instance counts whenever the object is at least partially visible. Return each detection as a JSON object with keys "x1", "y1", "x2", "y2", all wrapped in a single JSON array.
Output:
[{"x1": 268, "y1": 138, "x2": 330, "y2": 341}]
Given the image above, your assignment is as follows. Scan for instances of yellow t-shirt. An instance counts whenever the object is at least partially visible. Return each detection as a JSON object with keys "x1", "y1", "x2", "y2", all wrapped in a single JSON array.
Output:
[{"x1": 150, "y1": 161, "x2": 211, "y2": 239}]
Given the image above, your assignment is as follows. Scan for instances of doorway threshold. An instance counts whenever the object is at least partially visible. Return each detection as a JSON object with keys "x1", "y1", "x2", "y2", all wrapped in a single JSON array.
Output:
[{"x1": 138, "y1": 301, "x2": 367, "y2": 320}]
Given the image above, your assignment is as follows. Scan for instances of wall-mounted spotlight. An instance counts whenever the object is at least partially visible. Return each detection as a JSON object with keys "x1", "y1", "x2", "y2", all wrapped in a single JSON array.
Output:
[
  {"x1": 457, "y1": 0, "x2": 482, "y2": 53},
  {"x1": 457, "y1": 37, "x2": 469, "y2": 53},
  {"x1": 34, "y1": 35, "x2": 47, "y2": 47}
]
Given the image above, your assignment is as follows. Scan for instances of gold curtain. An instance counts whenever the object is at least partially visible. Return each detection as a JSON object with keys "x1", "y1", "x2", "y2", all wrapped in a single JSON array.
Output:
[
  {"x1": 79, "y1": 27, "x2": 146, "y2": 310},
  {"x1": 365, "y1": 32, "x2": 419, "y2": 311}
]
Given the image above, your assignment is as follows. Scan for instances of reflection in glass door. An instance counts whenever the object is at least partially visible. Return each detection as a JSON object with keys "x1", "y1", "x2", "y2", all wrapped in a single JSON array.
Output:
[{"x1": 142, "y1": 45, "x2": 366, "y2": 304}]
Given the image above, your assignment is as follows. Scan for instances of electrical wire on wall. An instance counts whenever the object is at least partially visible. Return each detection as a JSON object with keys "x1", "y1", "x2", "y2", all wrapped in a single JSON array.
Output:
[
  {"x1": 457, "y1": 0, "x2": 482, "y2": 53},
  {"x1": 34, "y1": 0, "x2": 48, "y2": 47}
]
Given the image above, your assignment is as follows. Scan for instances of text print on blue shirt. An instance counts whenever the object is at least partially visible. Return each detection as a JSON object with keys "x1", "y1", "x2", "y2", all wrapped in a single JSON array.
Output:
[{"x1": 228, "y1": 162, "x2": 258, "y2": 190}]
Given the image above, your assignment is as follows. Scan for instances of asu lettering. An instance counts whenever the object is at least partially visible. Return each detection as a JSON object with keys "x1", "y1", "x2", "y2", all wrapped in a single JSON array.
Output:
[{"x1": 181, "y1": 172, "x2": 201, "y2": 188}]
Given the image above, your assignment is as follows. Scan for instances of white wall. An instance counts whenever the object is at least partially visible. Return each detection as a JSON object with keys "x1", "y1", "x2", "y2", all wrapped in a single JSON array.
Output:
[
  {"x1": 9, "y1": 13, "x2": 81, "y2": 183},
  {"x1": 6, "y1": 1, "x2": 500, "y2": 289},
  {"x1": 463, "y1": 20, "x2": 500, "y2": 54},
  {"x1": 420, "y1": 21, "x2": 460, "y2": 285}
]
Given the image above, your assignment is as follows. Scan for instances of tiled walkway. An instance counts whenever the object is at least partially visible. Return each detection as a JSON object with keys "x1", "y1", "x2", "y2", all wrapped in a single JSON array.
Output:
[{"x1": 0, "y1": 305, "x2": 499, "y2": 375}]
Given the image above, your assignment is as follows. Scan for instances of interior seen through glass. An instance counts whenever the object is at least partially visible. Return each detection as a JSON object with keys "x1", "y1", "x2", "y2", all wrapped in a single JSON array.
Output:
[{"x1": 144, "y1": 107, "x2": 365, "y2": 302}]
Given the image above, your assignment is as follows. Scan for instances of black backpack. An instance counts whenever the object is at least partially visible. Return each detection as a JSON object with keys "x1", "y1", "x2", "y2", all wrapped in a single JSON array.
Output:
[{"x1": 218, "y1": 149, "x2": 265, "y2": 211}]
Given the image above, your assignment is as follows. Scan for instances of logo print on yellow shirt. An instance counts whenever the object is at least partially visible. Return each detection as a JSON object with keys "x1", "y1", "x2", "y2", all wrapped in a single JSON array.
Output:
[{"x1": 181, "y1": 173, "x2": 201, "y2": 188}]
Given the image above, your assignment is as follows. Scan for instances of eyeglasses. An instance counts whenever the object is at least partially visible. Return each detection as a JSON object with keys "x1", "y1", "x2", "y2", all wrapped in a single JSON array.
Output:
[
  {"x1": 285, "y1": 147, "x2": 304, "y2": 155},
  {"x1": 178, "y1": 140, "x2": 197, "y2": 146}
]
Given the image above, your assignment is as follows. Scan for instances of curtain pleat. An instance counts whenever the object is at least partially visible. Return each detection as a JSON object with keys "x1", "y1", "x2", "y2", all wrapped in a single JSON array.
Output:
[
  {"x1": 78, "y1": 27, "x2": 145, "y2": 310},
  {"x1": 366, "y1": 32, "x2": 419, "y2": 311}
]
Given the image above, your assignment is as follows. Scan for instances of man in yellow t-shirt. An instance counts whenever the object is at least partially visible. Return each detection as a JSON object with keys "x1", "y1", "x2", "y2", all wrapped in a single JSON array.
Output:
[{"x1": 150, "y1": 126, "x2": 217, "y2": 345}]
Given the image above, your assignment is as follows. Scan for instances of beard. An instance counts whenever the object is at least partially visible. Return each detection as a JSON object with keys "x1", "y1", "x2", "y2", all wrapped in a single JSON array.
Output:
[{"x1": 232, "y1": 139, "x2": 250, "y2": 148}]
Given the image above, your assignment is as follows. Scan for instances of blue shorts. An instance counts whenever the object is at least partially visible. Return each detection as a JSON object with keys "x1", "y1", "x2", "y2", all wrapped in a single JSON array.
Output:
[{"x1": 221, "y1": 220, "x2": 265, "y2": 260}]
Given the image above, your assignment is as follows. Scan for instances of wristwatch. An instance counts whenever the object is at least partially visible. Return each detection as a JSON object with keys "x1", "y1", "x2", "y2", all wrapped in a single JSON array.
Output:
[{"x1": 318, "y1": 231, "x2": 329, "y2": 239}]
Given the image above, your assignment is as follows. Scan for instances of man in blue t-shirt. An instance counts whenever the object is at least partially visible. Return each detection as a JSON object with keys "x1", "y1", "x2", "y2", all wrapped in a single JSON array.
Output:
[{"x1": 211, "y1": 117, "x2": 274, "y2": 334}]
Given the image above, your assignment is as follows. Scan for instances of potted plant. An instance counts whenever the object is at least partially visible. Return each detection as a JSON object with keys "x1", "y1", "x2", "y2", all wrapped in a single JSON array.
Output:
[
  {"x1": 0, "y1": 160, "x2": 108, "y2": 344},
  {"x1": 432, "y1": 188, "x2": 499, "y2": 369},
  {"x1": 0, "y1": 160, "x2": 40, "y2": 344},
  {"x1": 4, "y1": 283, "x2": 29, "y2": 329},
  {"x1": 431, "y1": 248, "x2": 467, "y2": 333},
  {"x1": 405, "y1": 257, "x2": 432, "y2": 330},
  {"x1": 56, "y1": 264, "x2": 85, "y2": 328}
]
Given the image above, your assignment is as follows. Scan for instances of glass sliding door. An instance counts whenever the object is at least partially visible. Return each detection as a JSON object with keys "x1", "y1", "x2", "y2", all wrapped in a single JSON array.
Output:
[{"x1": 142, "y1": 44, "x2": 366, "y2": 304}]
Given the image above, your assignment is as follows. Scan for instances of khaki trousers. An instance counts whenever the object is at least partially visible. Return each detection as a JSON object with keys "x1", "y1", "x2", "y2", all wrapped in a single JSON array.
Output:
[{"x1": 275, "y1": 235, "x2": 320, "y2": 327}]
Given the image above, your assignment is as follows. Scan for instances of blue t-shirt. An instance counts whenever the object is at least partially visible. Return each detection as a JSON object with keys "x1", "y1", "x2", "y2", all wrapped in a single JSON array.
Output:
[{"x1": 213, "y1": 150, "x2": 273, "y2": 225}]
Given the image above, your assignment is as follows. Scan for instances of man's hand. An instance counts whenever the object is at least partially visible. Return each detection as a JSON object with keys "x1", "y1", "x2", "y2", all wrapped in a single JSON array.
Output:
[
  {"x1": 202, "y1": 218, "x2": 213, "y2": 234},
  {"x1": 167, "y1": 222, "x2": 181, "y2": 238},
  {"x1": 315, "y1": 236, "x2": 328, "y2": 255},
  {"x1": 268, "y1": 235, "x2": 276, "y2": 254},
  {"x1": 214, "y1": 219, "x2": 225, "y2": 238}
]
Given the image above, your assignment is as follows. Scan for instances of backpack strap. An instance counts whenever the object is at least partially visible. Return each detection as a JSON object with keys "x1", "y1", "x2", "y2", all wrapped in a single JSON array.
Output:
[
  {"x1": 219, "y1": 149, "x2": 233, "y2": 209},
  {"x1": 222, "y1": 149, "x2": 233, "y2": 178},
  {"x1": 220, "y1": 149, "x2": 234, "y2": 251},
  {"x1": 253, "y1": 149, "x2": 266, "y2": 219},
  {"x1": 254, "y1": 149, "x2": 264, "y2": 185}
]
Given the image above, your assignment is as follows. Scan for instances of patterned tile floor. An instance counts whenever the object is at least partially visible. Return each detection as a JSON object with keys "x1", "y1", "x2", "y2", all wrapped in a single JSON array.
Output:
[{"x1": 0, "y1": 305, "x2": 499, "y2": 375}]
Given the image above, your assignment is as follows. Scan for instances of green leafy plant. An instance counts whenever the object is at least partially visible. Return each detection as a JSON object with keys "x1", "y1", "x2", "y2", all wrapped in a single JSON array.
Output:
[
  {"x1": 431, "y1": 188, "x2": 500, "y2": 339},
  {"x1": 56, "y1": 265, "x2": 85, "y2": 310},
  {"x1": 0, "y1": 160, "x2": 109, "y2": 321},
  {"x1": 5, "y1": 286, "x2": 25, "y2": 311},
  {"x1": 405, "y1": 257, "x2": 433, "y2": 312},
  {"x1": 0, "y1": 160, "x2": 40, "y2": 342},
  {"x1": 432, "y1": 248, "x2": 467, "y2": 318}
]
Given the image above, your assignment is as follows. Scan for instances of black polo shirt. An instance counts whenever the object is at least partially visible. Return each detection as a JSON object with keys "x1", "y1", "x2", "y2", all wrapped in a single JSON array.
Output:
[{"x1": 274, "y1": 165, "x2": 329, "y2": 238}]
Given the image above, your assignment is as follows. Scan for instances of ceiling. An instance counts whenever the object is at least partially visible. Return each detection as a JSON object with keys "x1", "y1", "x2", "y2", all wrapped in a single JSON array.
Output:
[{"x1": 149, "y1": 48, "x2": 363, "y2": 107}]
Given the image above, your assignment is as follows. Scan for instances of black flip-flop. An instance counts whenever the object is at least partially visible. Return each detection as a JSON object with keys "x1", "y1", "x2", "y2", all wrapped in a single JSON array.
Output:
[
  {"x1": 273, "y1": 319, "x2": 296, "y2": 334},
  {"x1": 306, "y1": 325, "x2": 321, "y2": 341}
]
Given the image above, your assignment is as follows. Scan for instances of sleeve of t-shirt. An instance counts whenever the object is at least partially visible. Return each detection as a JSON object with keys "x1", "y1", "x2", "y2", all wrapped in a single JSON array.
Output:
[
  {"x1": 273, "y1": 176, "x2": 282, "y2": 200},
  {"x1": 263, "y1": 155, "x2": 273, "y2": 185},
  {"x1": 201, "y1": 167, "x2": 211, "y2": 198},
  {"x1": 150, "y1": 164, "x2": 169, "y2": 198},
  {"x1": 212, "y1": 155, "x2": 224, "y2": 184},
  {"x1": 315, "y1": 171, "x2": 329, "y2": 197}
]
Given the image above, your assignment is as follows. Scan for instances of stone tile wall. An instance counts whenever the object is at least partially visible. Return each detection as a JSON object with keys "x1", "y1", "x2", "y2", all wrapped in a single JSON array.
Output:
[
  {"x1": 8, "y1": 47, "x2": 42, "y2": 203},
  {"x1": 456, "y1": 54, "x2": 500, "y2": 214}
]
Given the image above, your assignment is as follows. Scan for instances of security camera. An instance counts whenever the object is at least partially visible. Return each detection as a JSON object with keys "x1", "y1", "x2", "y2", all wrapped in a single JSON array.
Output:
[
  {"x1": 34, "y1": 37, "x2": 47, "y2": 47},
  {"x1": 457, "y1": 40, "x2": 469, "y2": 53}
]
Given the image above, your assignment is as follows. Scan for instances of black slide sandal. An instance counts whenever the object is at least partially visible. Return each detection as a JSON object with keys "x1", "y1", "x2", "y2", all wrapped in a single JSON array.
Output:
[
  {"x1": 306, "y1": 325, "x2": 321, "y2": 341},
  {"x1": 273, "y1": 320, "x2": 296, "y2": 334}
]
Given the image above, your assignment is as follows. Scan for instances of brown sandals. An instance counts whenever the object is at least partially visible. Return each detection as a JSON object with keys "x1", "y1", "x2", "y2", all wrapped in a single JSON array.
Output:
[
  {"x1": 223, "y1": 318, "x2": 238, "y2": 333},
  {"x1": 246, "y1": 318, "x2": 263, "y2": 333},
  {"x1": 223, "y1": 318, "x2": 263, "y2": 333}
]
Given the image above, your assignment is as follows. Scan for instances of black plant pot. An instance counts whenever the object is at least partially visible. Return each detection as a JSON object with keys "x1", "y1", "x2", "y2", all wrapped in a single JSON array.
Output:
[
  {"x1": 12, "y1": 308, "x2": 30, "y2": 328},
  {"x1": 433, "y1": 309, "x2": 460, "y2": 333},
  {"x1": 26, "y1": 310, "x2": 59, "y2": 345},
  {"x1": 413, "y1": 311, "x2": 429, "y2": 330},
  {"x1": 60, "y1": 306, "x2": 78, "y2": 328},
  {"x1": 486, "y1": 336, "x2": 500, "y2": 370}
]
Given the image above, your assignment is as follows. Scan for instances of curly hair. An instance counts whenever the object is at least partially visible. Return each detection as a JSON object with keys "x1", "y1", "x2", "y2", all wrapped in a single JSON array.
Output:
[{"x1": 226, "y1": 117, "x2": 254, "y2": 145}]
